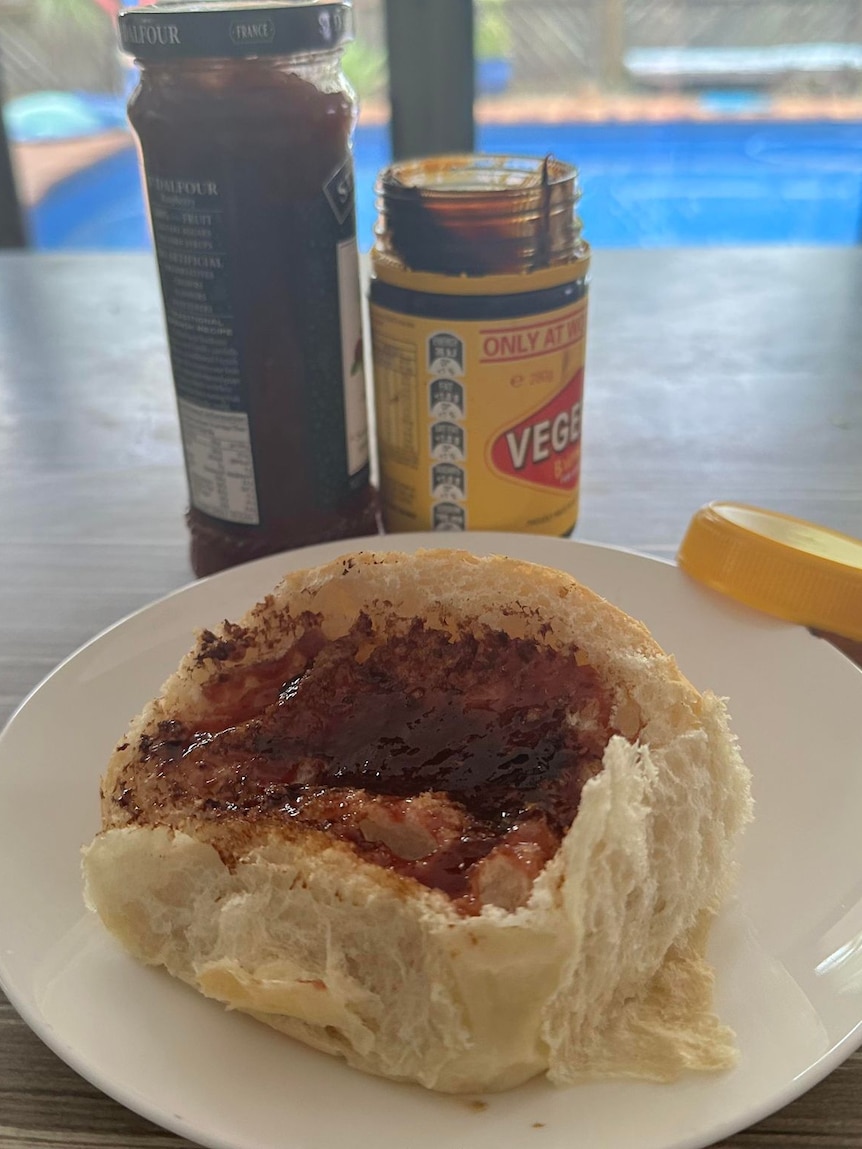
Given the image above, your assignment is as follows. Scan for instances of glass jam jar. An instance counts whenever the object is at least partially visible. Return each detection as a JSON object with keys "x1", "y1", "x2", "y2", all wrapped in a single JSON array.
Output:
[{"x1": 119, "y1": 2, "x2": 378, "y2": 577}]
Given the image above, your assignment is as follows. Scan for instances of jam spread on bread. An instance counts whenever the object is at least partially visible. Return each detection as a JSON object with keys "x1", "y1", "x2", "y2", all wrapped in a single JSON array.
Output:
[{"x1": 113, "y1": 616, "x2": 615, "y2": 913}]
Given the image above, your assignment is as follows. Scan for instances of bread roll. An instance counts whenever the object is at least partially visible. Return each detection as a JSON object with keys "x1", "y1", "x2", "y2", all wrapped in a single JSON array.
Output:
[{"x1": 82, "y1": 549, "x2": 752, "y2": 1093}]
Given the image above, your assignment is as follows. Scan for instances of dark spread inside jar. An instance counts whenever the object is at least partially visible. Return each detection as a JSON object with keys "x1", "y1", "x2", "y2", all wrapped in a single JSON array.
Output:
[
  {"x1": 376, "y1": 154, "x2": 584, "y2": 276},
  {"x1": 112, "y1": 616, "x2": 617, "y2": 914}
]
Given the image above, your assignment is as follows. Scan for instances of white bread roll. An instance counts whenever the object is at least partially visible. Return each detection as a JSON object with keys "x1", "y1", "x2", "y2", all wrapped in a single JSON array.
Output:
[{"x1": 82, "y1": 549, "x2": 752, "y2": 1093}]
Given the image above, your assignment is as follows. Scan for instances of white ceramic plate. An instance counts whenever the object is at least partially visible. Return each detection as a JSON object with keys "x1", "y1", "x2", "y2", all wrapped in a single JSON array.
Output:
[{"x1": 2, "y1": 533, "x2": 862, "y2": 1149}]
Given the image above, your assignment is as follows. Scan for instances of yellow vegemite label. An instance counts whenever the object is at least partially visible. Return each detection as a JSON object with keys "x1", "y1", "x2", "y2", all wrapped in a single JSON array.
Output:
[{"x1": 370, "y1": 294, "x2": 587, "y2": 534}]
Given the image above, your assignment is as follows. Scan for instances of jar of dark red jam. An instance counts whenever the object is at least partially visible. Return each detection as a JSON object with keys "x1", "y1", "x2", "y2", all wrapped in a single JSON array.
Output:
[{"x1": 119, "y1": 2, "x2": 378, "y2": 577}]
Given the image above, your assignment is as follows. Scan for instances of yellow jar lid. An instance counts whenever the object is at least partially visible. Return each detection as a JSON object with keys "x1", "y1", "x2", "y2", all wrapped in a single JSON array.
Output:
[{"x1": 677, "y1": 502, "x2": 862, "y2": 641}]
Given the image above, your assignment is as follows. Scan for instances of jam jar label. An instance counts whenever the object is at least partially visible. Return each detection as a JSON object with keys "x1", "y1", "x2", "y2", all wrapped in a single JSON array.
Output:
[
  {"x1": 489, "y1": 368, "x2": 583, "y2": 491},
  {"x1": 370, "y1": 294, "x2": 587, "y2": 535},
  {"x1": 146, "y1": 159, "x2": 369, "y2": 529},
  {"x1": 147, "y1": 173, "x2": 261, "y2": 525}
]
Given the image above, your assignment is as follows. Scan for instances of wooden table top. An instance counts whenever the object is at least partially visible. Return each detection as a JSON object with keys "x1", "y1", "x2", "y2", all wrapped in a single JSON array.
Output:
[{"x1": 1, "y1": 249, "x2": 861, "y2": 1149}]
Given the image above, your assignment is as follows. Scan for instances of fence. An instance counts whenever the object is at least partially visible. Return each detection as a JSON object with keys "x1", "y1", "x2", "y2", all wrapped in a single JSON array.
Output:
[
  {"x1": 0, "y1": 5, "x2": 120, "y2": 99},
  {"x1": 500, "y1": 0, "x2": 862, "y2": 92},
  {"x1": 1, "y1": 0, "x2": 862, "y2": 102}
]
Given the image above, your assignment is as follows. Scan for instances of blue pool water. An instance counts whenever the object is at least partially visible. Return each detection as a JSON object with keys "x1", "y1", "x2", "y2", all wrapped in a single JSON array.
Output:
[
  {"x1": 30, "y1": 146, "x2": 151, "y2": 249},
  {"x1": 478, "y1": 119, "x2": 862, "y2": 246},
  {"x1": 23, "y1": 118, "x2": 862, "y2": 249}
]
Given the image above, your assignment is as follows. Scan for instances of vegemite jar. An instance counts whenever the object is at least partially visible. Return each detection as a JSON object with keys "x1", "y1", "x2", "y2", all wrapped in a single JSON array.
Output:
[
  {"x1": 369, "y1": 154, "x2": 589, "y2": 536},
  {"x1": 119, "y1": 1, "x2": 378, "y2": 577}
]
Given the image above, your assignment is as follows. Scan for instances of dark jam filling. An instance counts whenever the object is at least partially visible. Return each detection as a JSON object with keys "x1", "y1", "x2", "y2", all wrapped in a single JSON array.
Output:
[{"x1": 118, "y1": 618, "x2": 615, "y2": 912}]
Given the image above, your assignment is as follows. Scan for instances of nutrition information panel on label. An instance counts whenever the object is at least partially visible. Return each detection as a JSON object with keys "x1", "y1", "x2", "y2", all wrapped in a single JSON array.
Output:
[{"x1": 148, "y1": 176, "x2": 260, "y2": 526}]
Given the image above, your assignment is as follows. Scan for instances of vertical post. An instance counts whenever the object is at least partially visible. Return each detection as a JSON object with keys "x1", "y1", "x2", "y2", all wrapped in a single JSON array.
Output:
[
  {"x1": 0, "y1": 58, "x2": 26, "y2": 248},
  {"x1": 385, "y1": 0, "x2": 475, "y2": 160},
  {"x1": 602, "y1": 0, "x2": 626, "y2": 90}
]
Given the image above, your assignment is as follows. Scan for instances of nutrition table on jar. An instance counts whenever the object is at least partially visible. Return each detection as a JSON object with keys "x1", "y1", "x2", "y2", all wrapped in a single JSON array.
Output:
[{"x1": 0, "y1": 249, "x2": 860, "y2": 1149}]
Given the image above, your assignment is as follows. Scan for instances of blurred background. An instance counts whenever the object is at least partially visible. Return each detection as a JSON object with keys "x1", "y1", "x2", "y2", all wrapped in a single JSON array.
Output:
[{"x1": 3, "y1": 0, "x2": 862, "y2": 250}]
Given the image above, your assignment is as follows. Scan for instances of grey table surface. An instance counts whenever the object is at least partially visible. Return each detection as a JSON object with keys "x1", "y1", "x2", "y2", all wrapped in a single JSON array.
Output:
[{"x1": 1, "y1": 248, "x2": 861, "y2": 1148}]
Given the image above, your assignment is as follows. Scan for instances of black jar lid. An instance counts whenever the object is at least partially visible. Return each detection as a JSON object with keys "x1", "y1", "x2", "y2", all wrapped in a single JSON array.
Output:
[{"x1": 118, "y1": 1, "x2": 353, "y2": 60}]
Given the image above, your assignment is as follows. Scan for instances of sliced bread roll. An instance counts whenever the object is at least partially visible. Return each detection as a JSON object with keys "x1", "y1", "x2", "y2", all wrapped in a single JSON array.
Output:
[{"x1": 82, "y1": 549, "x2": 752, "y2": 1093}]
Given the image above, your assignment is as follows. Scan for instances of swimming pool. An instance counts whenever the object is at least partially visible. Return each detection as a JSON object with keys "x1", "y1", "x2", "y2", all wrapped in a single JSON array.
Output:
[
  {"x1": 479, "y1": 119, "x2": 862, "y2": 246},
  {"x1": 26, "y1": 118, "x2": 862, "y2": 249}
]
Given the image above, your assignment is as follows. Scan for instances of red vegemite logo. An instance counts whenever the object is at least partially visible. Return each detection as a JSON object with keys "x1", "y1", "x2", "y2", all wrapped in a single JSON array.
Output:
[{"x1": 490, "y1": 370, "x2": 583, "y2": 490}]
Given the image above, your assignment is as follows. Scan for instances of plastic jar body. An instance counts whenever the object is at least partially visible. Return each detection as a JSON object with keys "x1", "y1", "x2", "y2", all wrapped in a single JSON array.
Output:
[
  {"x1": 369, "y1": 154, "x2": 589, "y2": 536},
  {"x1": 121, "y1": 3, "x2": 377, "y2": 576}
]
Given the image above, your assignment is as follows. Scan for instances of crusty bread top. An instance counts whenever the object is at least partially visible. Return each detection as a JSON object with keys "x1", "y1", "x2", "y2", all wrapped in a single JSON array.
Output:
[
  {"x1": 103, "y1": 547, "x2": 684, "y2": 798},
  {"x1": 99, "y1": 549, "x2": 730, "y2": 913}
]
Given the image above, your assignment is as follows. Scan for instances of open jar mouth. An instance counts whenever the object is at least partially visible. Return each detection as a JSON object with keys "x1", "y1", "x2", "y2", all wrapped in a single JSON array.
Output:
[
  {"x1": 381, "y1": 153, "x2": 577, "y2": 194},
  {"x1": 375, "y1": 153, "x2": 585, "y2": 276}
]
